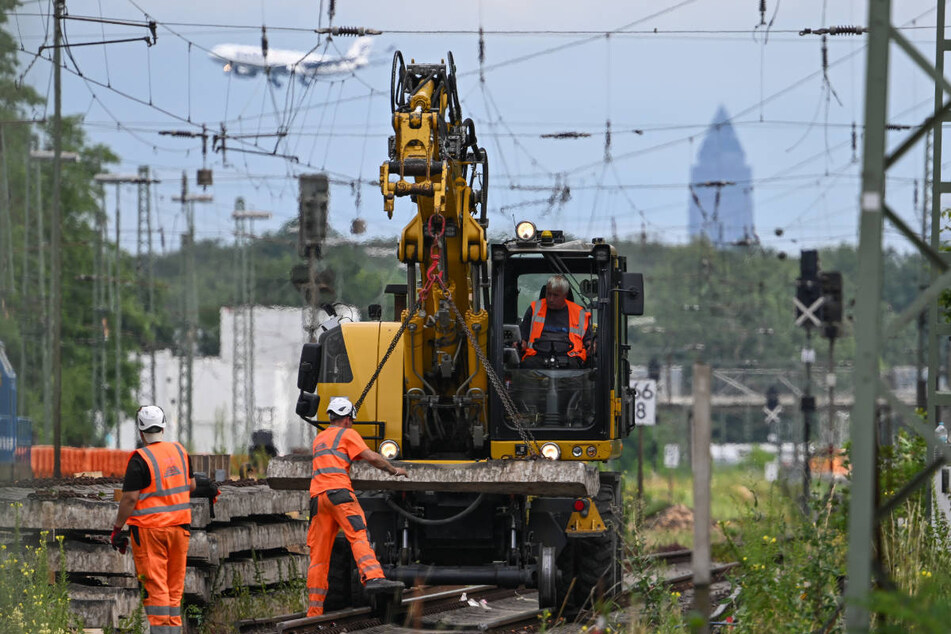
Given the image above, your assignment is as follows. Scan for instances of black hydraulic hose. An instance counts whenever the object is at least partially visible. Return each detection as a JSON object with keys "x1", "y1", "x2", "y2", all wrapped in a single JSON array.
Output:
[{"x1": 384, "y1": 493, "x2": 485, "y2": 526}]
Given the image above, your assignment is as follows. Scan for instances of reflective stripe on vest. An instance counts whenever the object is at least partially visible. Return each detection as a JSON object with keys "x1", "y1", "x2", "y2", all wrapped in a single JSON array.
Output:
[
  {"x1": 522, "y1": 299, "x2": 589, "y2": 362},
  {"x1": 127, "y1": 441, "x2": 191, "y2": 528}
]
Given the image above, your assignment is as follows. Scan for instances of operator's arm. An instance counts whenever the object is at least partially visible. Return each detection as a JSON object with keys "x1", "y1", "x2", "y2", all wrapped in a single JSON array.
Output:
[
  {"x1": 518, "y1": 306, "x2": 533, "y2": 352},
  {"x1": 358, "y1": 449, "x2": 407, "y2": 477},
  {"x1": 188, "y1": 456, "x2": 197, "y2": 492},
  {"x1": 583, "y1": 312, "x2": 595, "y2": 355},
  {"x1": 114, "y1": 453, "x2": 147, "y2": 531},
  {"x1": 113, "y1": 490, "x2": 140, "y2": 531}
]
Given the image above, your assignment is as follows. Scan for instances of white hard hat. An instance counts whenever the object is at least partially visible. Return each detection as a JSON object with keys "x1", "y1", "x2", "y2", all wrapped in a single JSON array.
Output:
[
  {"x1": 136, "y1": 405, "x2": 166, "y2": 431},
  {"x1": 326, "y1": 396, "x2": 354, "y2": 418}
]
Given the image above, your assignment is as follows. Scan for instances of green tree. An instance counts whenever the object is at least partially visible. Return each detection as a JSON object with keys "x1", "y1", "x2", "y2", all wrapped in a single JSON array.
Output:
[{"x1": 0, "y1": 2, "x2": 156, "y2": 445}]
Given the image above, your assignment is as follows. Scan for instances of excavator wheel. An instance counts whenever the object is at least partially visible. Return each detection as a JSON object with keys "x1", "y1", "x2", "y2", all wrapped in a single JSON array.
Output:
[
  {"x1": 537, "y1": 546, "x2": 558, "y2": 610},
  {"x1": 570, "y1": 473, "x2": 623, "y2": 613}
]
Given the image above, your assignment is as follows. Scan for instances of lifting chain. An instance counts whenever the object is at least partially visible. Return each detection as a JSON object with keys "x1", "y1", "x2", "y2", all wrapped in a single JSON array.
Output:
[
  {"x1": 352, "y1": 299, "x2": 419, "y2": 417},
  {"x1": 355, "y1": 212, "x2": 446, "y2": 414},
  {"x1": 353, "y1": 212, "x2": 540, "y2": 457},
  {"x1": 418, "y1": 213, "x2": 446, "y2": 304},
  {"x1": 433, "y1": 273, "x2": 541, "y2": 457}
]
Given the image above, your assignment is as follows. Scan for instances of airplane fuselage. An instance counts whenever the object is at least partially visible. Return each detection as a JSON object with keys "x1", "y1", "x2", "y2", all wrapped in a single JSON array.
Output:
[{"x1": 209, "y1": 38, "x2": 372, "y2": 82}]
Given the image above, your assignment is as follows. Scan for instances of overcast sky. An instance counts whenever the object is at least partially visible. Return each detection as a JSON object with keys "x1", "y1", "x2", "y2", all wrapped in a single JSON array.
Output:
[{"x1": 10, "y1": 0, "x2": 944, "y2": 257}]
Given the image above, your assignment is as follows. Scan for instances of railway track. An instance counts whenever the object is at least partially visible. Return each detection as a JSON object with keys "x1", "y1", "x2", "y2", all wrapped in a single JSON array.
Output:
[
  {"x1": 237, "y1": 585, "x2": 543, "y2": 634},
  {"x1": 237, "y1": 549, "x2": 740, "y2": 634},
  {"x1": 647, "y1": 548, "x2": 740, "y2": 587}
]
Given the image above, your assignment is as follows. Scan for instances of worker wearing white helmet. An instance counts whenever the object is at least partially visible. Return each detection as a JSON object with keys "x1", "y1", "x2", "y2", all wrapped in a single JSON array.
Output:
[
  {"x1": 111, "y1": 405, "x2": 196, "y2": 634},
  {"x1": 306, "y1": 396, "x2": 407, "y2": 616}
]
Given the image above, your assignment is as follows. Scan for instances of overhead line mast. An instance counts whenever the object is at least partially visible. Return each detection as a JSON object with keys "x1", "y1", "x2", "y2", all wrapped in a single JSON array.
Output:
[{"x1": 846, "y1": 1, "x2": 951, "y2": 629}]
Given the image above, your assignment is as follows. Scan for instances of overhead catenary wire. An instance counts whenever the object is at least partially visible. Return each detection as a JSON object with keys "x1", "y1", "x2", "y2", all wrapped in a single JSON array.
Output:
[
  {"x1": 12, "y1": 2, "x2": 938, "y2": 251},
  {"x1": 16, "y1": 10, "x2": 942, "y2": 37}
]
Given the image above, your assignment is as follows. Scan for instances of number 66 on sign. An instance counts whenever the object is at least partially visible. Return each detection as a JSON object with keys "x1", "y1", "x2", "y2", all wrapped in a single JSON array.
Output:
[{"x1": 632, "y1": 379, "x2": 657, "y2": 426}]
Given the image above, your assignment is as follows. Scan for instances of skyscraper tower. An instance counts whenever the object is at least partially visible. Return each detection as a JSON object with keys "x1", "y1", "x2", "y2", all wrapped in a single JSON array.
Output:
[{"x1": 687, "y1": 106, "x2": 755, "y2": 247}]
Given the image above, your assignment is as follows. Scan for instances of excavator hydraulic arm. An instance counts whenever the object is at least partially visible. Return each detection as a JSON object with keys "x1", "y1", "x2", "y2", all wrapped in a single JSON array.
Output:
[{"x1": 378, "y1": 51, "x2": 492, "y2": 457}]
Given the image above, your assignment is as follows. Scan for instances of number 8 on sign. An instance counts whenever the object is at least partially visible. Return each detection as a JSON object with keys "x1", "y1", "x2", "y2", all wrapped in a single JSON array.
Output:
[{"x1": 632, "y1": 379, "x2": 657, "y2": 426}]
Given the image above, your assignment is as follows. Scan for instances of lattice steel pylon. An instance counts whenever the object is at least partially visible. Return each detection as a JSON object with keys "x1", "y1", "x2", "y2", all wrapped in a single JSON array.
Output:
[
  {"x1": 232, "y1": 199, "x2": 270, "y2": 454},
  {"x1": 231, "y1": 198, "x2": 251, "y2": 454},
  {"x1": 136, "y1": 166, "x2": 157, "y2": 405},
  {"x1": 846, "y1": 1, "x2": 951, "y2": 629},
  {"x1": 172, "y1": 173, "x2": 212, "y2": 448}
]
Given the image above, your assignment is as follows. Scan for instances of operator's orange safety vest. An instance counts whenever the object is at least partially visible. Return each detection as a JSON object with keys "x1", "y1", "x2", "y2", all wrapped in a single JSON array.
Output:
[
  {"x1": 126, "y1": 441, "x2": 192, "y2": 528},
  {"x1": 522, "y1": 299, "x2": 590, "y2": 363}
]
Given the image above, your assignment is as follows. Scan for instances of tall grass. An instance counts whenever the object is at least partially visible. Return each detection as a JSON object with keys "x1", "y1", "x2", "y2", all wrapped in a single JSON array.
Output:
[
  {"x1": 720, "y1": 483, "x2": 847, "y2": 633},
  {"x1": 860, "y1": 428, "x2": 951, "y2": 630},
  {"x1": 0, "y1": 503, "x2": 77, "y2": 633}
]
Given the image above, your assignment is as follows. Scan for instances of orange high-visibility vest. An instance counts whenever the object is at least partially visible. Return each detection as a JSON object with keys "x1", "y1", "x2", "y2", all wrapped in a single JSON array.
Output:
[
  {"x1": 522, "y1": 299, "x2": 590, "y2": 362},
  {"x1": 310, "y1": 426, "x2": 363, "y2": 497},
  {"x1": 127, "y1": 441, "x2": 192, "y2": 528}
]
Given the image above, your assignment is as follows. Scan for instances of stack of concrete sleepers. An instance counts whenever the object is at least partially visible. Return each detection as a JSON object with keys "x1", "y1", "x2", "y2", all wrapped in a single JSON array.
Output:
[{"x1": 0, "y1": 478, "x2": 309, "y2": 629}]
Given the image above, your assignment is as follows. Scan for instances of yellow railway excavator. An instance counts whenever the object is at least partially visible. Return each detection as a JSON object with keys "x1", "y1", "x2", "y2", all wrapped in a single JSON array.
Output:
[{"x1": 267, "y1": 51, "x2": 645, "y2": 613}]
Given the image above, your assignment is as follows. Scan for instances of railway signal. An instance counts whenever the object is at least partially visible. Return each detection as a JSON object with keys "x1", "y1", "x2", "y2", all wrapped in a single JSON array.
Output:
[
  {"x1": 819, "y1": 270, "x2": 843, "y2": 339},
  {"x1": 298, "y1": 173, "x2": 329, "y2": 259},
  {"x1": 794, "y1": 250, "x2": 823, "y2": 327}
]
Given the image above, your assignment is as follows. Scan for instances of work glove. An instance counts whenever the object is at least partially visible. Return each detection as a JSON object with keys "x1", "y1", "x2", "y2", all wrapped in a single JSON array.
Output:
[
  {"x1": 192, "y1": 473, "x2": 221, "y2": 519},
  {"x1": 109, "y1": 526, "x2": 128, "y2": 554}
]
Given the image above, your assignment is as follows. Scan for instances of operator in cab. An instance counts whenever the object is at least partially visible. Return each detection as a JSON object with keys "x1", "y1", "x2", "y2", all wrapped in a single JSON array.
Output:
[{"x1": 518, "y1": 275, "x2": 594, "y2": 369}]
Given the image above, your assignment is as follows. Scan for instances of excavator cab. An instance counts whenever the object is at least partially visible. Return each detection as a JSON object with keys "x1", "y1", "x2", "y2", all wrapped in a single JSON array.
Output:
[{"x1": 487, "y1": 225, "x2": 644, "y2": 460}]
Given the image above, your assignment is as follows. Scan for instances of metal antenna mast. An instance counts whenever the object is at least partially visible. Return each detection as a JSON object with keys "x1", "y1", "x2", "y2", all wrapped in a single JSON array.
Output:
[
  {"x1": 232, "y1": 202, "x2": 270, "y2": 453},
  {"x1": 846, "y1": 1, "x2": 951, "y2": 628}
]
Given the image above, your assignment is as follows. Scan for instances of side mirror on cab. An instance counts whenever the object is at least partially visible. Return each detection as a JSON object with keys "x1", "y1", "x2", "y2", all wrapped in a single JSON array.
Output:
[
  {"x1": 296, "y1": 391, "x2": 321, "y2": 419},
  {"x1": 619, "y1": 272, "x2": 644, "y2": 315},
  {"x1": 297, "y1": 343, "x2": 322, "y2": 392}
]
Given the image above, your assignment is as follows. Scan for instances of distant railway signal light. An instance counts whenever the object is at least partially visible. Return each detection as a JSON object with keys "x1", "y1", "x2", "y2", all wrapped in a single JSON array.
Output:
[
  {"x1": 795, "y1": 250, "x2": 823, "y2": 328},
  {"x1": 766, "y1": 385, "x2": 780, "y2": 411},
  {"x1": 299, "y1": 173, "x2": 329, "y2": 258},
  {"x1": 819, "y1": 270, "x2": 843, "y2": 327}
]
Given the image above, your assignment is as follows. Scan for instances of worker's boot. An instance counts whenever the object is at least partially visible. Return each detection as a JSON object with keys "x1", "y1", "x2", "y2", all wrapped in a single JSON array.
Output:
[
  {"x1": 365, "y1": 577, "x2": 404, "y2": 593},
  {"x1": 366, "y1": 578, "x2": 404, "y2": 621}
]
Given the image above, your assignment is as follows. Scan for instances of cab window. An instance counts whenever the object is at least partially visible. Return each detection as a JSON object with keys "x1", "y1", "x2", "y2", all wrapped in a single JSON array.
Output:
[{"x1": 319, "y1": 329, "x2": 354, "y2": 383}]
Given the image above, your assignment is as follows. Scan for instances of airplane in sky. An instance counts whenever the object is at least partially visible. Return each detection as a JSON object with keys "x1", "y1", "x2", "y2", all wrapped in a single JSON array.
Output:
[{"x1": 208, "y1": 37, "x2": 374, "y2": 85}]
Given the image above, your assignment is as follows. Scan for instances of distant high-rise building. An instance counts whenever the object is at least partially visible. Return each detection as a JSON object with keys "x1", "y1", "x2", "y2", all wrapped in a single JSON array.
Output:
[{"x1": 688, "y1": 106, "x2": 755, "y2": 247}]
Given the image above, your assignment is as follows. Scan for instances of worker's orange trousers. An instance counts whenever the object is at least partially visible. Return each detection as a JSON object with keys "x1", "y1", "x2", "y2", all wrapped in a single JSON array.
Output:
[
  {"x1": 307, "y1": 488, "x2": 385, "y2": 616},
  {"x1": 130, "y1": 525, "x2": 189, "y2": 633}
]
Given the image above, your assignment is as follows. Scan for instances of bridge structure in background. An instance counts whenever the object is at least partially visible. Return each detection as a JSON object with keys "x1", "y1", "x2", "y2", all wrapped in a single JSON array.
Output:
[{"x1": 651, "y1": 366, "x2": 920, "y2": 410}]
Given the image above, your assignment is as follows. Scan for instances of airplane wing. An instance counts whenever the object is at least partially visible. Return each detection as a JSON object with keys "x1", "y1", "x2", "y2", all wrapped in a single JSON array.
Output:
[
  {"x1": 345, "y1": 37, "x2": 374, "y2": 64},
  {"x1": 297, "y1": 37, "x2": 374, "y2": 76}
]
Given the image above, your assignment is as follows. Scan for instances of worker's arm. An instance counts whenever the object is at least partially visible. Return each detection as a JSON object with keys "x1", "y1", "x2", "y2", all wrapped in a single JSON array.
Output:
[
  {"x1": 188, "y1": 456, "x2": 197, "y2": 492},
  {"x1": 113, "y1": 490, "x2": 140, "y2": 531},
  {"x1": 358, "y1": 449, "x2": 408, "y2": 477}
]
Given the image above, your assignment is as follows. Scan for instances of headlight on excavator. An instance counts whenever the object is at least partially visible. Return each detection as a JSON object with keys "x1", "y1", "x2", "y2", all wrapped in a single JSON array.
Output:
[
  {"x1": 379, "y1": 440, "x2": 401, "y2": 459},
  {"x1": 540, "y1": 442, "x2": 561, "y2": 460},
  {"x1": 516, "y1": 220, "x2": 537, "y2": 242}
]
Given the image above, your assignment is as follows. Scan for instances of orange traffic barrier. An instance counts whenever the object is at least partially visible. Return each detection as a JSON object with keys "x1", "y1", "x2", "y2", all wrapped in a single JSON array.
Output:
[
  {"x1": 810, "y1": 448, "x2": 849, "y2": 478},
  {"x1": 29, "y1": 446, "x2": 133, "y2": 478}
]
